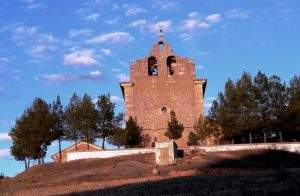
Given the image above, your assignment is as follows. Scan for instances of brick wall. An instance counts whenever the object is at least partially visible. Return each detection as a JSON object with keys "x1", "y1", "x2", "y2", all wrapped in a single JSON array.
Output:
[{"x1": 121, "y1": 38, "x2": 206, "y2": 147}]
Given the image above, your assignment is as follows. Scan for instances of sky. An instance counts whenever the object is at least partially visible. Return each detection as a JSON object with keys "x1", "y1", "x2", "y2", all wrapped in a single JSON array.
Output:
[{"x1": 0, "y1": 0, "x2": 300, "y2": 177}]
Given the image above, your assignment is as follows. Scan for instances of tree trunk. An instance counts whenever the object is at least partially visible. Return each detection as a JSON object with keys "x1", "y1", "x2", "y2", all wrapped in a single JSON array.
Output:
[
  {"x1": 231, "y1": 138, "x2": 234, "y2": 144},
  {"x1": 24, "y1": 159, "x2": 27, "y2": 170},
  {"x1": 102, "y1": 137, "x2": 105, "y2": 149},
  {"x1": 87, "y1": 138, "x2": 90, "y2": 150},
  {"x1": 249, "y1": 133, "x2": 252, "y2": 144},
  {"x1": 59, "y1": 138, "x2": 62, "y2": 161},
  {"x1": 28, "y1": 158, "x2": 31, "y2": 168},
  {"x1": 263, "y1": 132, "x2": 267, "y2": 143},
  {"x1": 279, "y1": 131, "x2": 283, "y2": 142},
  {"x1": 75, "y1": 139, "x2": 78, "y2": 150}
]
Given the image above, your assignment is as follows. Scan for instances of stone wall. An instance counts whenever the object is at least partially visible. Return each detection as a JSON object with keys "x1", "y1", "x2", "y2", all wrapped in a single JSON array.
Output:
[
  {"x1": 67, "y1": 148, "x2": 154, "y2": 162},
  {"x1": 120, "y1": 38, "x2": 206, "y2": 147},
  {"x1": 191, "y1": 142, "x2": 300, "y2": 153}
]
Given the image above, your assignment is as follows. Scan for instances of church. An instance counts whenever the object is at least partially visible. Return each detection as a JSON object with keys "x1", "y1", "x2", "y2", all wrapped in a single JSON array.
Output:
[{"x1": 120, "y1": 31, "x2": 207, "y2": 146}]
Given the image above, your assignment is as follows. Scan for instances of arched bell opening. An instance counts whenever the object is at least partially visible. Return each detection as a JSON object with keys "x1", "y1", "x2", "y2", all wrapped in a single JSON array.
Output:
[
  {"x1": 166, "y1": 56, "x2": 176, "y2": 75},
  {"x1": 148, "y1": 56, "x2": 158, "y2": 76}
]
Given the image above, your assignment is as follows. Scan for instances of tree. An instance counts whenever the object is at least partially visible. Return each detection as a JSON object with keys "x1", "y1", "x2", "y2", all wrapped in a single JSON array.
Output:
[
  {"x1": 51, "y1": 95, "x2": 65, "y2": 162},
  {"x1": 77, "y1": 94, "x2": 97, "y2": 149},
  {"x1": 108, "y1": 127, "x2": 126, "y2": 149},
  {"x1": 187, "y1": 131, "x2": 198, "y2": 146},
  {"x1": 65, "y1": 93, "x2": 81, "y2": 150},
  {"x1": 10, "y1": 98, "x2": 54, "y2": 166},
  {"x1": 96, "y1": 94, "x2": 122, "y2": 149},
  {"x1": 124, "y1": 116, "x2": 142, "y2": 148},
  {"x1": 107, "y1": 113, "x2": 124, "y2": 148},
  {"x1": 165, "y1": 111, "x2": 184, "y2": 141},
  {"x1": 285, "y1": 76, "x2": 300, "y2": 141}
]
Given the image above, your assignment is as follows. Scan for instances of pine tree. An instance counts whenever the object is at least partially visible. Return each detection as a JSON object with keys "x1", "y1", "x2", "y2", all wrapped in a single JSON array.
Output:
[
  {"x1": 10, "y1": 98, "x2": 54, "y2": 166},
  {"x1": 165, "y1": 111, "x2": 183, "y2": 141},
  {"x1": 51, "y1": 95, "x2": 65, "y2": 161},
  {"x1": 65, "y1": 93, "x2": 81, "y2": 149},
  {"x1": 96, "y1": 94, "x2": 116, "y2": 149},
  {"x1": 124, "y1": 116, "x2": 142, "y2": 148},
  {"x1": 77, "y1": 94, "x2": 97, "y2": 149}
]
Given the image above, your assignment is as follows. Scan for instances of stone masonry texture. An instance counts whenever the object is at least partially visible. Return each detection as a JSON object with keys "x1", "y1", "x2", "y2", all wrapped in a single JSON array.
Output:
[{"x1": 120, "y1": 36, "x2": 206, "y2": 147}]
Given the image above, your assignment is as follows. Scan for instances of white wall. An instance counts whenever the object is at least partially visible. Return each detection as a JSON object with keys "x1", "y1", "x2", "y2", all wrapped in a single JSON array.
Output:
[
  {"x1": 191, "y1": 142, "x2": 300, "y2": 153},
  {"x1": 67, "y1": 148, "x2": 155, "y2": 162}
]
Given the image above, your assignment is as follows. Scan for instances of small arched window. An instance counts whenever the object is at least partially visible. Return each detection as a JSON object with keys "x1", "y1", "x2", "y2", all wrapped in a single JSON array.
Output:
[
  {"x1": 148, "y1": 56, "x2": 158, "y2": 76},
  {"x1": 166, "y1": 56, "x2": 176, "y2": 75},
  {"x1": 161, "y1": 106, "x2": 167, "y2": 114},
  {"x1": 159, "y1": 41, "x2": 164, "y2": 51}
]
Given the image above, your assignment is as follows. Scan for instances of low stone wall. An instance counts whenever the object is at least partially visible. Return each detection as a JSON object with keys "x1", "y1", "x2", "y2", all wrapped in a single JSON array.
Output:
[
  {"x1": 191, "y1": 142, "x2": 300, "y2": 153},
  {"x1": 67, "y1": 148, "x2": 155, "y2": 162}
]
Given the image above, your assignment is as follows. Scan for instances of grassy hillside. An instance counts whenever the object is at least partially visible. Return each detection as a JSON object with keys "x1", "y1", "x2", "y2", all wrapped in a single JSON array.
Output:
[{"x1": 1, "y1": 150, "x2": 300, "y2": 196}]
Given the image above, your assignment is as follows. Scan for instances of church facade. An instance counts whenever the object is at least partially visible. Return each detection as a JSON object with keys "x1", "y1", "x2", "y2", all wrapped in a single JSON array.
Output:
[{"x1": 120, "y1": 34, "x2": 207, "y2": 146}]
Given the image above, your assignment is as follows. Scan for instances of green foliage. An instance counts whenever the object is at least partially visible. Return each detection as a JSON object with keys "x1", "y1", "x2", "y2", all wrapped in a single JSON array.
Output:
[
  {"x1": 51, "y1": 95, "x2": 65, "y2": 159},
  {"x1": 124, "y1": 116, "x2": 142, "y2": 148},
  {"x1": 65, "y1": 93, "x2": 81, "y2": 147},
  {"x1": 77, "y1": 94, "x2": 97, "y2": 145},
  {"x1": 209, "y1": 71, "x2": 300, "y2": 143},
  {"x1": 165, "y1": 111, "x2": 183, "y2": 140},
  {"x1": 96, "y1": 94, "x2": 123, "y2": 148},
  {"x1": 9, "y1": 98, "x2": 55, "y2": 168},
  {"x1": 187, "y1": 132, "x2": 198, "y2": 146}
]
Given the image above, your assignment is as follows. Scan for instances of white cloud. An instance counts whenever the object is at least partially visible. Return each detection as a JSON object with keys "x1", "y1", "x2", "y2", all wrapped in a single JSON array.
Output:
[
  {"x1": 188, "y1": 12, "x2": 199, "y2": 18},
  {"x1": 35, "y1": 73, "x2": 76, "y2": 83},
  {"x1": 152, "y1": 1, "x2": 179, "y2": 11},
  {"x1": 63, "y1": 50, "x2": 98, "y2": 66},
  {"x1": 204, "y1": 97, "x2": 216, "y2": 109},
  {"x1": 0, "y1": 149, "x2": 10, "y2": 158},
  {"x1": 117, "y1": 73, "x2": 129, "y2": 82},
  {"x1": 150, "y1": 20, "x2": 172, "y2": 33},
  {"x1": 80, "y1": 70, "x2": 102, "y2": 81},
  {"x1": 110, "y1": 95, "x2": 120, "y2": 103},
  {"x1": 22, "y1": 0, "x2": 46, "y2": 10},
  {"x1": 124, "y1": 4, "x2": 146, "y2": 16},
  {"x1": 35, "y1": 70, "x2": 102, "y2": 83},
  {"x1": 86, "y1": 32, "x2": 133, "y2": 45},
  {"x1": 0, "y1": 133, "x2": 11, "y2": 141},
  {"x1": 12, "y1": 26, "x2": 59, "y2": 59},
  {"x1": 129, "y1": 19, "x2": 147, "y2": 28},
  {"x1": 160, "y1": 2, "x2": 179, "y2": 11},
  {"x1": 85, "y1": 13, "x2": 99, "y2": 21},
  {"x1": 69, "y1": 29, "x2": 92, "y2": 38},
  {"x1": 101, "y1": 48, "x2": 111, "y2": 56},
  {"x1": 26, "y1": 2, "x2": 45, "y2": 10},
  {"x1": 180, "y1": 12, "x2": 221, "y2": 37},
  {"x1": 0, "y1": 57, "x2": 9, "y2": 68},
  {"x1": 226, "y1": 9, "x2": 250, "y2": 19},
  {"x1": 206, "y1": 14, "x2": 221, "y2": 23}
]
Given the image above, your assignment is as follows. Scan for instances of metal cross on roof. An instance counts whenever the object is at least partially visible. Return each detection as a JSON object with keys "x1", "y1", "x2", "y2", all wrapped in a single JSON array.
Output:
[{"x1": 158, "y1": 24, "x2": 164, "y2": 40}]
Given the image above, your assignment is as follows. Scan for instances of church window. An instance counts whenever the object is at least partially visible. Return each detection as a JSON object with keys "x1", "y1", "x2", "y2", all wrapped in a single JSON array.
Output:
[
  {"x1": 161, "y1": 106, "x2": 167, "y2": 114},
  {"x1": 148, "y1": 56, "x2": 158, "y2": 76},
  {"x1": 159, "y1": 41, "x2": 164, "y2": 51},
  {"x1": 167, "y1": 56, "x2": 176, "y2": 75}
]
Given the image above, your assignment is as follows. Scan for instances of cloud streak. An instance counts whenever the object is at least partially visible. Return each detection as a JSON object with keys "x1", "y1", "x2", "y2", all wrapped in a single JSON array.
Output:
[
  {"x1": 0, "y1": 133, "x2": 11, "y2": 141},
  {"x1": 35, "y1": 70, "x2": 102, "y2": 83},
  {"x1": 63, "y1": 50, "x2": 98, "y2": 66}
]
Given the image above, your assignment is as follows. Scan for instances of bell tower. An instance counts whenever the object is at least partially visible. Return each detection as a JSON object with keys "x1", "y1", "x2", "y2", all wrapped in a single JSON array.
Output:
[{"x1": 120, "y1": 31, "x2": 207, "y2": 146}]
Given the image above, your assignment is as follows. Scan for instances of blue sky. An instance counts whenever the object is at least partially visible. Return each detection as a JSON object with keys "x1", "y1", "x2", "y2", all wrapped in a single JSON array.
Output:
[{"x1": 0, "y1": 0, "x2": 300, "y2": 177}]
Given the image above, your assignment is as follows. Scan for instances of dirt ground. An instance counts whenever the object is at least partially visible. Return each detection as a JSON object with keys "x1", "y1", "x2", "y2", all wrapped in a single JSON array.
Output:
[{"x1": 0, "y1": 150, "x2": 300, "y2": 196}]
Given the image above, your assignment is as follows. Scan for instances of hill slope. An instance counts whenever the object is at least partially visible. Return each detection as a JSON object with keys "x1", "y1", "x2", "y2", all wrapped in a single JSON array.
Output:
[{"x1": 1, "y1": 150, "x2": 300, "y2": 195}]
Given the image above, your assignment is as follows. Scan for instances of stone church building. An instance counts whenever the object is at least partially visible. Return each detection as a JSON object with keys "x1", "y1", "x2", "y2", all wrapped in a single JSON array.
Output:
[{"x1": 120, "y1": 32, "x2": 207, "y2": 146}]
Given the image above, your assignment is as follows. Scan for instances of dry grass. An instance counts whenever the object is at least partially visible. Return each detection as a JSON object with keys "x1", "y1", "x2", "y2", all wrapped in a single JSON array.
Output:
[{"x1": 1, "y1": 150, "x2": 300, "y2": 196}]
